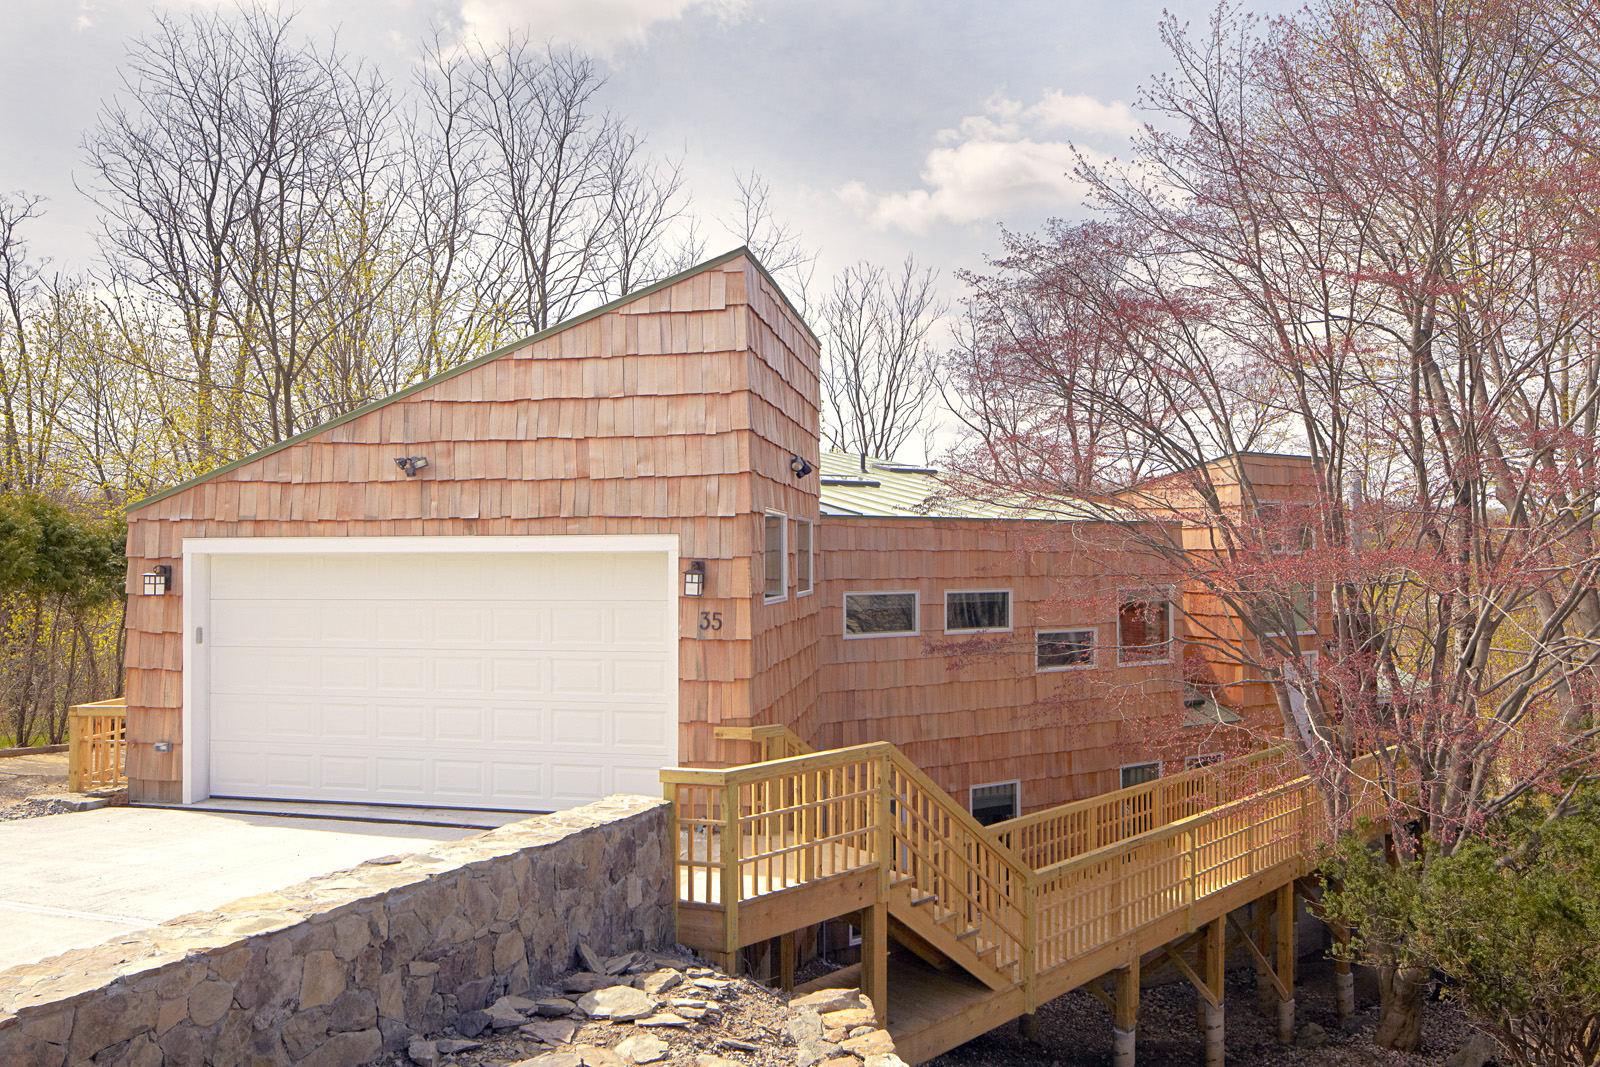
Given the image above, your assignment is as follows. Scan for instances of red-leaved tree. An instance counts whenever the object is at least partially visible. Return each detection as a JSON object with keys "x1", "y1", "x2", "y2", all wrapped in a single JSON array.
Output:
[{"x1": 945, "y1": 0, "x2": 1600, "y2": 1048}]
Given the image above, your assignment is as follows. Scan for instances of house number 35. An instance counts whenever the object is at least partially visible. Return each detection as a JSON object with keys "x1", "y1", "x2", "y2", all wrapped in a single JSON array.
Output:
[{"x1": 699, "y1": 611, "x2": 723, "y2": 632}]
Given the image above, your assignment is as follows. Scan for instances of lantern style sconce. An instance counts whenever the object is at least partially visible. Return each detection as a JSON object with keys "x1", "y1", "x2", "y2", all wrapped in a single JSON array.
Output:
[
  {"x1": 143, "y1": 564, "x2": 172, "y2": 596},
  {"x1": 682, "y1": 560, "x2": 706, "y2": 597},
  {"x1": 789, "y1": 454, "x2": 814, "y2": 479},
  {"x1": 394, "y1": 456, "x2": 430, "y2": 477}
]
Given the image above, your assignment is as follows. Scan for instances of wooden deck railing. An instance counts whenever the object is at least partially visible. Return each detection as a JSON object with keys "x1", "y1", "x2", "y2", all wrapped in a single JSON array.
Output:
[
  {"x1": 662, "y1": 742, "x2": 1390, "y2": 1002},
  {"x1": 67, "y1": 698, "x2": 128, "y2": 791},
  {"x1": 714, "y1": 724, "x2": 814, "y2": 762},
  {"x1": 990, "y1": 746, "x2": 1288, "y2": 869}
]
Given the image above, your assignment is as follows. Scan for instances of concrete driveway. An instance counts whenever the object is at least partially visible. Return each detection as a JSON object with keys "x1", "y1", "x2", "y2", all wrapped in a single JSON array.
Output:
[{"x1": 0, "y1": 808, "x2": 481, "y2": 972}]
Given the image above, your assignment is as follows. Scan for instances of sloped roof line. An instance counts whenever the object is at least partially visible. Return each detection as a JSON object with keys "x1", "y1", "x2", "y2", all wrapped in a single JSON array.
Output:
[{"x1": 128, "y1": 246, "x2": 813, "y2": 513}]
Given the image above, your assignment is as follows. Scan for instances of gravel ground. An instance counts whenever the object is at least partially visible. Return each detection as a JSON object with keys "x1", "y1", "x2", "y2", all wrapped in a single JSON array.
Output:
[
  {"x1": 0, "y1": 750, "x2": 71, "y2": 821},
  {"x1": 925, "y1": 956, "x2": 1485, "y2": 1067}
]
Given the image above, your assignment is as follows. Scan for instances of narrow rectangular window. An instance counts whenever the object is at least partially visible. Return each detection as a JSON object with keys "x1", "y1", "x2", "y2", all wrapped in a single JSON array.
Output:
[
  {"x1": 1264, "y1": 583, "x2": 1315, "y2": 635},
  {"x1": 970, "y1": 781, "x2": 1020, "y2": 826},
  {"x1": 946, "y1": 590, "x2": 1011, "y2": 633},
  {"x1": 1120, "y1": 762, "x2": 1161, "y2": 789},
  {"x1": 1118, "y1": 597, "x2": 1172, "y2": 663},
  {"x1": 1037, "y1": 629, "x2": 1095, "y2": 670},
  {"x1": 795, "y1": 519, "x2": 813, "y2": 595},
  {"x1": 844, "y1": 592, "x2": 918, "y2": 637},
  {"x1": 1186, "y1": 753, "x2": 1222, "y2": 770},
  {"x1": 764, "y1": 513, "x2": 786, "y2": 601}
]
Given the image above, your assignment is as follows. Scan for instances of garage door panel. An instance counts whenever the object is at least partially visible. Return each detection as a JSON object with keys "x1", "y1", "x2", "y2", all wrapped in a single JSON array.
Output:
[
  {"x1": 491, "y1": 707, "x2": 546, "y2": 743},
  {"x1": 205, "y1": 549, "x2": 674, "y2": 811}
]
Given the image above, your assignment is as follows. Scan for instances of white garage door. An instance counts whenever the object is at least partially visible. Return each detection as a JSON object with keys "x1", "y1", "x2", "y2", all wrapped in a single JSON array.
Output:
[{"x1": 205, "y1": 550, "x2": 675, "y2": 810}]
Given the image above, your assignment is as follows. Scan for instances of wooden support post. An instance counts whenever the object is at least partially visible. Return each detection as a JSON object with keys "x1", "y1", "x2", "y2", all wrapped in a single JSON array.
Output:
[
  {"x1": 1204, "y1": 918, "x2": 1225, "y2": 1067},
  {"x1": 860, "y1": 902, "x2": 888, "y2": 1028},
  {"x1": 780, "y1": 931, "x2": 796, "y2": 992},
  {"x1": 1275, "y1": 882, "x2": 1296, "y2": 1044},
  {"x1": 1252, "y1": 901, "x2": 1275, "y2": 1013},
  {"x1": 1332, "y1": 917, "x2": 1355, "y2": 1021},
  {"x1": 1018, "y1": 1013, "x2": 1040, "y2": 1043},
  {"x1": 1113, "y1": 960, "x2": 1139, "y2": 1067},
  {"x1": 720, "y1": 782, "x2": 741, "y2": 975}
]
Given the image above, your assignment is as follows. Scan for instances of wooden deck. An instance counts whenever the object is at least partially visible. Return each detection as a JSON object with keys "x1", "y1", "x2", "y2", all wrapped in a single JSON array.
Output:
[{"x1": 662, "y1": 734, "x2": 1383, "y2": 1064}]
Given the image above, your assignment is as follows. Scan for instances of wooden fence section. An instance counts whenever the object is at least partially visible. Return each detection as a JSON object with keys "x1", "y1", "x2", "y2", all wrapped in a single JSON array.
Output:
[
  {"x1": 662, "y1": 740, "x2": 1390, "y2": 1057},
  {"x1": 68, "y1": 698, "x2": 128, "y2": 792}
]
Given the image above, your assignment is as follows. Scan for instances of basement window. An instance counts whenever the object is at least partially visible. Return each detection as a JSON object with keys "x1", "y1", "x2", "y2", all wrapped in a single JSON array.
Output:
[
  {"x1": 1121, "y1": 762, "x2": 1161, "y2": 789},
  {"x1": 844, "y1": 592, "x2": 919, "y2": 637},
  {"x1": 1037, "y1": 629, "x2": 1095, "y2": 670},
  {"x1": 946, "y1": 590, "x2": 1012, "y2": 634},
  {"x1": 970, "y1": 781, "x2": 1020, "y2": 826},
  {"x1": 764, "y1": 513, "x2": 786, "y2": 602}
]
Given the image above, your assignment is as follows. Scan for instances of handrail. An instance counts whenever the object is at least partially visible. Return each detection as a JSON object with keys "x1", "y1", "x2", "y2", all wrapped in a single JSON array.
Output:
[
  {"x1": 663, "y1": 740, "x2": 1392, "y2": 1000},
  {"x1": 67, "y1": 698, "x2": 127, "y2": 792},
  {"x1": 714, "y1": 724, "x2": 814, "y2": 761},
  {"x1": 990, "y1": 745, "x2": 1288, "y2": 869}
]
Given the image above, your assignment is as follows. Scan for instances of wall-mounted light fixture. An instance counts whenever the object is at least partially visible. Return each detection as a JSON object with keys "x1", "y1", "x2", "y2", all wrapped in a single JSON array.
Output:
[
  {"x1": 394, "y1": 456, "x2": 430, "y2": 477},
  {"x1": 682, "y1": 560, "x2": 706, "y2": 597},
  {"x1": 142, "y1": 564, "x2": 171, "y2": 596},
  {"x1": 789, "y1": 455, "x2": 814, "y2": 479}
]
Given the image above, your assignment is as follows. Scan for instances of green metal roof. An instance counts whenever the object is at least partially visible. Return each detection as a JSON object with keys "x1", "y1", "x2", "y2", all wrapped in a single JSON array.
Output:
[
  {"x1": 817, "y1": 452, "x2": 1104, "y2": 520},
  {"x1": 127, "y1": 246, "x2": 812, "y2": 513}
]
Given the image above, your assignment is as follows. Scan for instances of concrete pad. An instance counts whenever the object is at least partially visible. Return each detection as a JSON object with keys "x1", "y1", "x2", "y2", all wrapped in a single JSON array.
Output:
[{"x1": 0, "y1": 807, "x2": 481, "y2": 972}]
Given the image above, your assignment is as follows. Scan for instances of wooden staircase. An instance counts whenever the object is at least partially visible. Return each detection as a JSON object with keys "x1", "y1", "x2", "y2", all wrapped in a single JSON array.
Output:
[{"x1": 663, "y1": 730, "x2": 1386, "y2": 1064}]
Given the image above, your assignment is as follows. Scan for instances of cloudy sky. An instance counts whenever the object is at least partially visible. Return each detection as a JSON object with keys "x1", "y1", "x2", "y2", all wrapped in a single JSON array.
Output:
[{"x1": 0, "y1": 0, "x2": 1282, "y2": 295}]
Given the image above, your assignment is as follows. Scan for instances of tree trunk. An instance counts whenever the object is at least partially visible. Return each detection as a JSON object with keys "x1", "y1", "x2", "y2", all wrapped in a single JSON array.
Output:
[{"x1": 1375, "y1": 964, "x2": 1426, "y2": 1051}]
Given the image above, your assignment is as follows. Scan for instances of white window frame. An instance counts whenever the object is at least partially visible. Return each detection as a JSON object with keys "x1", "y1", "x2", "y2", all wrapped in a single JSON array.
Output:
[
  {"x1": 1261, "y1": 502, "x2": 1314, "y2": 555},
  {"x1": 1120, "y1": 761, "x2": 1163, "y2": 789},
  {"x1": 1117, "y1": 588, "x2": 1175, "y2": 666},
  {"x1": 843, "y1": 590, "x2": 920, "y2": 639},
  {"x1": 1036, "y1": 627, "x2": 1097, "y2": 671},
  {"x1": 944, "y1": 588, "x2": 1013, "y2": 635},
  {"x1": 969, "y1": 779, "x2": 1021, "y2": 826},
  {"x1": 794, "y1": 518, "x2": 814, "y2": 597},
  {"x1": 763, "y1": 511, "x2": 787, "y2": 603}
]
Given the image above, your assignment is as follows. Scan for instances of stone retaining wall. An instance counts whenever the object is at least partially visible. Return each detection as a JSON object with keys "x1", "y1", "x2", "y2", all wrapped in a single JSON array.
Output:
[{"x1": 0, "y1": 796, "x2": 672, "y2": 1067}]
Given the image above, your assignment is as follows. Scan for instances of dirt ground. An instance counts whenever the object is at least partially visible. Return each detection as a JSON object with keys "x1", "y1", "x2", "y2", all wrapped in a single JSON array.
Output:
[{"x1": 925, "y1": 954, "x2": 1484, "y2": 1067}]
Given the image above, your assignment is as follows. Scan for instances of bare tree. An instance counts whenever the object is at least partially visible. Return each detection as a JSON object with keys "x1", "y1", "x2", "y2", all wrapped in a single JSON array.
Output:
[
  {"x1": 821, "y1": 256, "x2": 944, "y2": 460},
  {"x1": 721, "y1": 169, "x2": 817, "y2": 308}
]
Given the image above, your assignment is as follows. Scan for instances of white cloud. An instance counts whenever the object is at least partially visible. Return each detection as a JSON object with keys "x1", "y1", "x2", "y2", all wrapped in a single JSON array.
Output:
[
  {"x1": 837, "y1": 90, "x2": 1132, "y2": 235},
  {"x1": 457, "y1": 0, "x2": 747, "y2": 56}
]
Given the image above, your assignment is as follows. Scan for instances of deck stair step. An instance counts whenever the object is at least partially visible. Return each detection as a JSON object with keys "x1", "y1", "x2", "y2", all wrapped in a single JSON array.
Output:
[
  {"x1": 886, "y1": 879, "x2": 1013, "y2": 992},
  {"x1": 910, "y1": 893, "x2": 938, "y2": 907}
]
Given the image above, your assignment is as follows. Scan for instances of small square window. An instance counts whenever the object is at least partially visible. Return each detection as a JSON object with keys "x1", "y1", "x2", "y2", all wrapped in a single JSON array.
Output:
[
  {"x1": 795, "y1": 519, "x2": 813, "y2": 596},
  {"x1": 1037, "y1": 629, "x2": 1095, "y2": 670},
  {"x1": 1121, "y1": 762, "x2": 1161, "y2": 789},
  {"x1": 1118, "y1": 597, "x2": 1172, "y2": 663},
  {"x1": 946, "y1": 590, "x2": 1011, "y2": 633},
  {"x1": 845, "y1": 592, "x2": 919, "y2": 637},
  {"x1": 970, "y1": 781, "x2": 1020, "y2": 826},
  {"x1": 764, "y1": 514, "x2": 786, "y2": 601}
]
